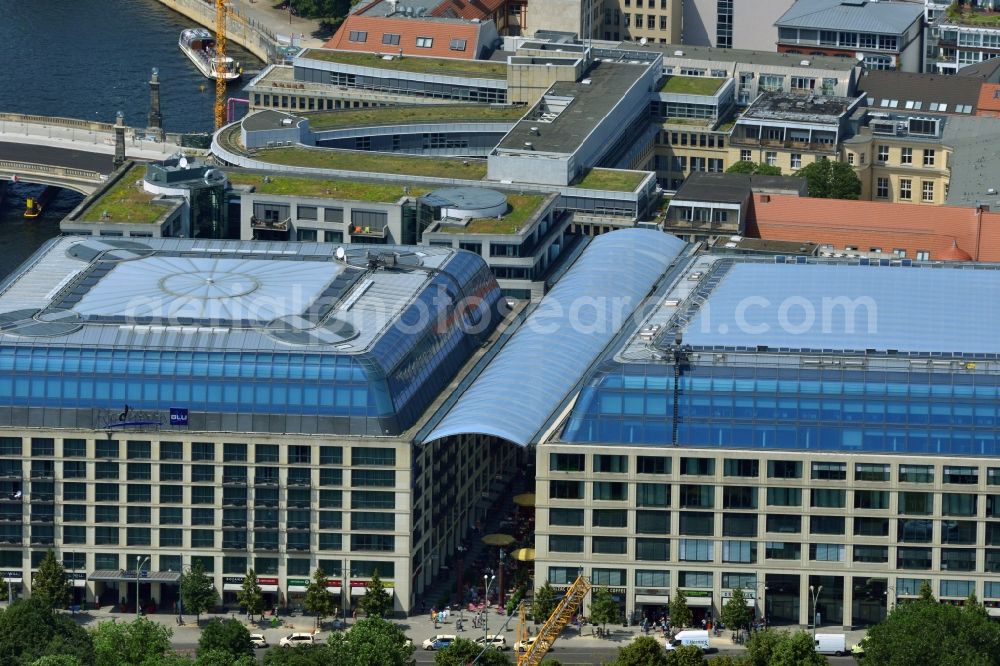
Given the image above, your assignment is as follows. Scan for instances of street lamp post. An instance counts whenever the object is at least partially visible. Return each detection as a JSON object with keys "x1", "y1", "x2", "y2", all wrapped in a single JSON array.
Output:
[
  {"x1": 809, "y1": 585, "x2": 823, "y2": 640},
  {"x1": 136, "y1": 556, "x2": 150, "y2": 618},
  {"x1": 483, "y1": 573, "x2": 496, "y2": 642}
]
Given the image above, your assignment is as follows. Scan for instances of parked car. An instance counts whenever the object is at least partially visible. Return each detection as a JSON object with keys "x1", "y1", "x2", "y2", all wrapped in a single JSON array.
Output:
[
  {"x1": 279, "y1": 633, "x2": 315, "y2": 647},
  {"x1": 475, "y1": 635, "x2": 508, "y2": 651},
  {"x1": 422, "y1": 634, "x2": 457, "y2": 650},
  {"x1": 249, "y1": 633, "x2": 268, "y2": 649},
  {"x1": 515, "y1": 636, "x2": 550, "y2": 653}
]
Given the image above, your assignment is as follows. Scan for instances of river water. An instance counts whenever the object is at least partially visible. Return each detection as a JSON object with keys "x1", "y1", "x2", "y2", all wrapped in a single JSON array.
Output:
[{"x1": 0, "y1": 0, "x2": 261, "y2": 277}]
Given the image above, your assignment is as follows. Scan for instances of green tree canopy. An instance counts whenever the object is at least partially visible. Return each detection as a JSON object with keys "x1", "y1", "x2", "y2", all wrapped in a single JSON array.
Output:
[
  {"x1": 303, "y1": 567, "x2": 337, "y2": 627},
  {"x1": 745, "y1": 629, "x2": 826, "y2": 666},
  {"x1": 721, "y1": 589, "x2": 754, "y2": 631},
  {"x1": 918, "y1": 580, "x2": 935, "y2": 602},
  {"x1": 0, "y1": 598, "x2": 94, "y2": 665},
  {"x1": 28, "y1": 657, "x2": 84, "y2": 666},
  {"x1": 237, "y1": 569, "x2": 264, "y2": 621},
  {"x1": 180, "y1": 561, "x2": 218, "y2": 624},
  {"x1": 860, "y1": 597, "x2": 1000, "y2": 666},
  {"x1": 666, "y1": 645, "x2": 707, "y2": 666},
  {"x1": 289, "y1": 0, "x2": 352, "y2": 19},
  {"x1": 33, "y1": 551, "x2": 71, "y2": 610},
  {"x1": 433, "y1": 637, "x2": 510, "y2": 666},
  {"x1": 589, "y1": 587, "x2": 620, "y2": 634},
  {"x1": 608, "y1": 636, "x2": 670, "y2": 666},
  {"x1": 197, "y1": 618, "x2": 253, "y2": 661},
  {"x1": 794, "y1": 158, "x2": 861, "y2": 199},
  {"x1": 966, "y1": 592, "x2": 990, "y2": 621},
  {"x1": 357, "y1": 570, "x2": 392, "y2": 619},
  {"x1": 195, "y1": 649, "x2": 256, "y2": 666},
  {"x1": 669, "y1": 590, "x2": 693, "y2": 630},
  {"x1": 91, "y1": 616, "x2": 173, "y2": 666},
  {"x1": 532, "y1": 582, "x2": 558, "y2": 624},
  {"x1": 726, "y1": 160, "x2": 782, "y2": 176},
  {"x1": 325, "y1": 616, "x2": 415, "y2": 666}
]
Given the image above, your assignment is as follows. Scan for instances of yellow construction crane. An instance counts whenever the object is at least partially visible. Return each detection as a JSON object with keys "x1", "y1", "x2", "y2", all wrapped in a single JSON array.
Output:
[
  {"x1": 516, "y1": 575, "x2": 592, "y2": 666},
  {"x1": 214, "y1": 0, "x2": 228, "y2": 129}
]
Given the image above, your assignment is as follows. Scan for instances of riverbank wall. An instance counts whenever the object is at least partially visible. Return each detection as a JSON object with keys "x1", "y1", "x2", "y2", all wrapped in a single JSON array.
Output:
[{"x1": 153, "y1": 0, "x2": 281, "y2": 63}]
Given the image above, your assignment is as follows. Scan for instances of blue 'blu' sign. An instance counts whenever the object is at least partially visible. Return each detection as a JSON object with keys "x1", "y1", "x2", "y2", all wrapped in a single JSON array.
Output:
[{"x1": 169, "y1": 408, "x2": 189, "y2": 426}]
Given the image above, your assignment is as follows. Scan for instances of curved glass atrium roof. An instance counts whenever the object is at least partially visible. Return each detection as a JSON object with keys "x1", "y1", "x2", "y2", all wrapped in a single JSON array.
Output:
[
  {"x1": 562, "y1": 255, "x2": 1000, "y2": 456},
  {"x1": 0, "y1": 237, "x2": 501, "y2": 435},
  {"x1": 424, "y1": 229, "x2": 687, "y2": 446}
]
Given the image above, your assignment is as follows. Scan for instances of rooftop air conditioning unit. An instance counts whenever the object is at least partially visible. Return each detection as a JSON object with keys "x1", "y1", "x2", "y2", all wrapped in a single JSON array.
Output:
[
  {"x1": 673, "y1": 50, "x2": 684, "y2": 56},
  {"x1": 800, "y1": 59, "x2": 811, "y2": 66},
  {"x1": 581, "y1": 78, "x2": 592, "y2": 84}
]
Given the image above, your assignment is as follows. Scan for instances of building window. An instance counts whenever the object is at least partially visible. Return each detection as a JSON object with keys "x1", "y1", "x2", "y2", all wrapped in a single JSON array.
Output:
[
  {"x1": 550, "y1": 508, "x2": 584, "y2": 526},
  {"x1": 899, "y1": 179, "x2": 912, "y2": 200},
  {"x1": 450, "y1": 38, "x2": 467, "y2": 51},
  {"x1": 855, "y1": 463, "x2": 890, "y2": 482},
  {"x1": 679, "y1": 539, "x2": 714, "y2": 561},
  {"x1": 723, "y1": 459, "x2": 758, "y2": 477},
  {"x1": 594, "y1": 455, "x2": 628, "y2": 474},
  {"x1": 810, "y1": 543, "x2": 844, "y2": 562},
  {"x1": 901, "y1": 147, "x2": 912, "y2": 164},
  {"x1": 415, "y1": 37, "x2": 433, "y2": 48},
  {"x1": 739, "y1": 149, "x2": 751, "y2": 162},
  {"x1": 637, "y1": 456, "x2": 670, "y2": 474},
  {"x1": 899, "y1": 465, "x2": 933, "y2": 483},
  {"x1": 811, "y1": 462, "x2": 846, "y2": 481},
  {"x1": 922, "y1": 181, "x2": 935, "y2": 202},
  {"x1": 766, "y1": 487, "x2": 801, "y2": 507},
  {"x1": 923, "y1": 149, "x2": 935, "y2": 166},
  {"x1": 916, "y1": 250, "x2": 930, "y2": 260},
  {"x1": 877, "y1": 145, "x2": 888, "y2": 163},
  {"x1": 767, "y1": 460, "x2": 801, "y2": 479},
  {"x1": 847, "y1": 152, "x2": 855, "y2": 166},
  {"x1": 680, "y1": 458, "x2": 714, "y2": 476},
  {"x1": 790, "y1": 154, "x2": 802, "y2": 169},
  {"x1": 348, "y1": 30, "x2": 367, "y2": 43},
  {"x1": 549, "y1": 535, "x2": 584, "y2": 553},
  {"x1": 382, "y1": 33, "x2": 400, "y2": 45},
  {"x1": 876, "y1": 177, "x2": 889, "y2": 199}
]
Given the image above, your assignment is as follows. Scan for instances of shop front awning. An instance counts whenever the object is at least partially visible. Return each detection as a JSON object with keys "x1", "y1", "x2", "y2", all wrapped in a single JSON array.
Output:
[
  {"x1": 288, "y1": 585, "x2": 308, "y2": 593},
  {"x1": 685, "y1": 596, "x2": 713, "y2": 607},
  {"x1": 89, "y1": 570, "x2": 181, "y2": 583},
  {"x1": 636, "y1": 594, "x2": 670, "y2": 604},
  {"x1": 989, "y1": 607, "x2": 1000, "y2": 617},
  {"x1": 327, "y1": 586, "x2": 341, "y2": 595}
]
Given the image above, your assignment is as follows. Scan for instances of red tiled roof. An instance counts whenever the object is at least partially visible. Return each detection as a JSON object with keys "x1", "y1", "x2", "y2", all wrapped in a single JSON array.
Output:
[
  {"x1": 977, "y1": 84, "x2": 1000, "y2": 118},
  {"x1": 431, "y1": 0, "x2": 506, "y2": 20},
  {"x1": 325, "y1": 15, "x2": 484, "y2": 59},
  {"x1": 748, "y1": 194, "x2": 1000, "y2": 262}
]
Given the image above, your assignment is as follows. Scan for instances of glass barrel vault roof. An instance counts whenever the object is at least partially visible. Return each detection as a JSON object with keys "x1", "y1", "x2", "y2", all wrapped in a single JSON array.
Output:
[{"x1": 423, "y1": 229, "x2": 687, "y2": 446}]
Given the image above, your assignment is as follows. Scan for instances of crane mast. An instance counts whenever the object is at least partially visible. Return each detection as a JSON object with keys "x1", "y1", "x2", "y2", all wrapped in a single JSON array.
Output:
[{"x1": 214, "y1": 0, "x2": 227, "y2": 129}]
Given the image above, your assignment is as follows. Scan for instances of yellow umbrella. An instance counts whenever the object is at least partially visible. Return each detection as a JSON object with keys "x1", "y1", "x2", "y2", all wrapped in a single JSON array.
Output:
[
  {"x1": 510, "y1": 547, "x2": 536, "y2": 562},
  {"x1": 482, "y1": 533, "x2": 516, "y2": 546},
  {"x1": 513, "y1": 492, "x2": 536, "y2": 507}
]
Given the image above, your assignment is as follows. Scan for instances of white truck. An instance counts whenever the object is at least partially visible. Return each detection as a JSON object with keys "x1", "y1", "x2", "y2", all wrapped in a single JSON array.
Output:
[
  {"x1": 665, "y1": 629, "x2": 711, "y2": 651},
  {"x1": 814, "y1": 633, "x2": 847, "y2": 656}
]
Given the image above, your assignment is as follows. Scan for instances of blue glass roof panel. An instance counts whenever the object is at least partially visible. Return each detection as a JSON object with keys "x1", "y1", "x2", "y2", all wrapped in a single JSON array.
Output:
[{"x1": 684, "y1": 263, "x2": 1000, "y2": 354}]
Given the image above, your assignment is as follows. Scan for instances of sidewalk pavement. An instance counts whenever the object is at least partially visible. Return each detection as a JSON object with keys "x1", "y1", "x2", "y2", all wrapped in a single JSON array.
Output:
[
  {"x1": 227, "y1": 0, "x2": 329, "y2": 48},
  {"x1": 70, "y1": 604, "x2": 871, "y2": 657}
]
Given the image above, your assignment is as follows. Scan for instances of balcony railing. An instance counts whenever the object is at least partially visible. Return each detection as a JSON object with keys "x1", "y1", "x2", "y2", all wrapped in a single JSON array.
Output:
[
  {"x1": 250, "y1": 216, "x2": 290, "y2": 232},
  {"x1": 350, "y1": 224, "x2": 389, "y2": 239}
]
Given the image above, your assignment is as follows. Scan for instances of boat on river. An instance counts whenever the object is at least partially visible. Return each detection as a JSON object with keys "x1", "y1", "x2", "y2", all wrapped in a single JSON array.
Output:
[{"x1": 178, "y1": 28, "x2": 241, "y2": 81}]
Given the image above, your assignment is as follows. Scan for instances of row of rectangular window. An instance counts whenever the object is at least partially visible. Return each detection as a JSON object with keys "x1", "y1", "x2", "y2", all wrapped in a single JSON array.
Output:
[
  {"x1": 0, "y1": 438, "x2": 397, "y2": 466},
  {"x1": 550, "y1": 454, "x2": 1000, "y2": 485},
  {"x1": 0, "y1": 550, "x2": 394, "y2": 579},
  {"x1": 549, "y1": 509, "x2": 1000, "y2": 542}
]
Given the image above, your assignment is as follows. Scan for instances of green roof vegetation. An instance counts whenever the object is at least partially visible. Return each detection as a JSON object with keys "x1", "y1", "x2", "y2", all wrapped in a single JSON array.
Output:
[
  {"x1": 574, "y1": 168, "x2": 647, "y2": 192},
  {"x1": 300, "y1": 49, "x2": 508, "y2": 79},
  {"x1": 440, "y1": 194, "x2": 546, "y2": 235},
  {"x1": 305, "y1": 105, "x2": 526, "y2": 130},
  {"x1": 946, "y1": 4, "x2": 1000, "y2": 27},
  {"x1": 659, "y1": 76, "x2": 725, "y2": 95},
  {"x1": 80, "y1": 165, "x2": 169, "y2": 224},
  {"x1": 226, "y1": 173, "x2": 431, "y2": 203},
  {"x1": 253, "y1": 147, "x2": 488, "y2": 180}
]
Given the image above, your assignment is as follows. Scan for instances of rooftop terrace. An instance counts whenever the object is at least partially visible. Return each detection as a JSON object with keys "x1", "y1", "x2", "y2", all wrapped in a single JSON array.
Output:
[
  {"x1": 251, "y1": 146, "x2": 488, "y2": 180},
  {"x1": 78, "y1": 165, "x2": 169, "y2": 224},
  {"x1": 226, "y1": 172, "x2": 432, "y2": 203},
  {"x1": 942, "y1": 4, "x2": 1000, "y2": 28},
  {"x1": 659, "y1": 76, "x2": 726, "y2": 96},
  {"x1": 434, "y1": 194, "x2": 546, "y2": 235},
  {"x1": 573, "y1": 168, "x2": 647, "y2": 192},
  {"x1": 304, "y1": 104, "x2": 526, "y2": 131},
  {"x1": 299, "y1": 49, "x2": 508, "y2": 79}
]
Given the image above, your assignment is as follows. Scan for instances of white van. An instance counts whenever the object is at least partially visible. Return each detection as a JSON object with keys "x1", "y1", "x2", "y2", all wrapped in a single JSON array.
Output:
[
  {"x1": 814, "y1": 633, "x2": 847, "y2": 656},
  {"x1": 665, "y1": 629, "x2": 710, "y2": 651}
]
